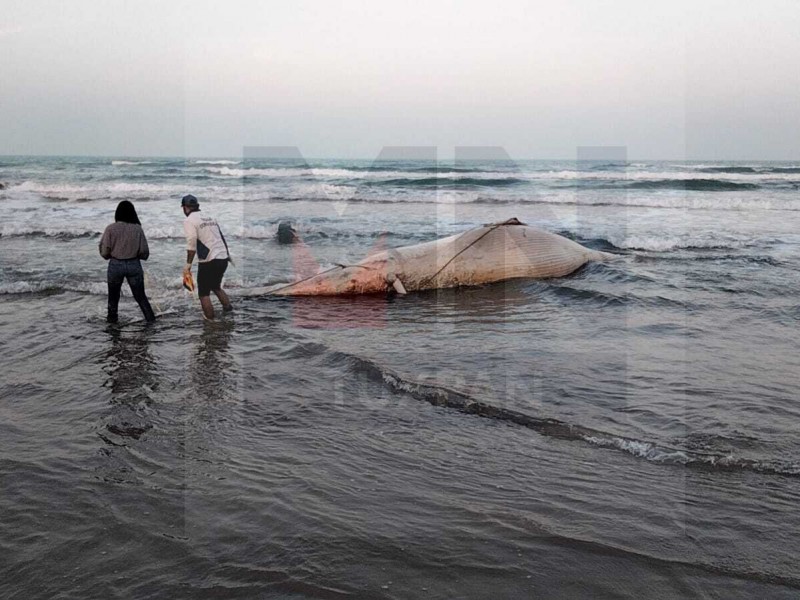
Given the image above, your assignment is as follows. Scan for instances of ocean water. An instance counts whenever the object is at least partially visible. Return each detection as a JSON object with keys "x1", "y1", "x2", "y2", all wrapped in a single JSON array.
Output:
[{"x1": 1, "y1": 156, "x2": 798, "y2": 598}]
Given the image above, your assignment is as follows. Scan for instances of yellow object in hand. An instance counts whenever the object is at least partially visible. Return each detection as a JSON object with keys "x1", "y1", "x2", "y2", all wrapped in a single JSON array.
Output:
[{"x1": 183, "y1": 270, "x2": 194, "y2": 292}]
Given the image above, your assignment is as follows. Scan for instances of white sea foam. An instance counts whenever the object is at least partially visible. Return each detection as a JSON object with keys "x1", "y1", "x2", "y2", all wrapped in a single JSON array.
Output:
[
  {"x1": 205, "y1": 166, "x2": 371, "y2": 178},
  {"x1": 523, "y1": 169, "x2": 800, "y2": 182},
  {"x1": 204, "y1": 166, "x2": 528, "y2": 180},
  {"x1": 517, "y1": 194, "x2": 788, "y2": 212},
  {"x1": 0, "y1": 224, "x2": 334, "y2": 241},
  {"x1": 142, "y1": 227, "x2": 184, "y2": 239},
  {"x1": 194, "y1": 160, "x2": 240, "y2": 165},
  {"x1": 111, "y1": 160, "x2": 154, "y2": 166},
  {"x1": 607, "y1": 234, "x2": 747, "y2": 252},
  {"x1": 683, "y1": 163, "x2": 800, "y2": 171},
  {"x1": 4, "y1": 178, "x2": 791, "y2": 214},
  {"x1": 13, "y1": 180, "x2": 175, "y2": 199},
  {"x1": 0, "y1": 281, "x2": 56, "y2": 294},
  {"x1": 0, "y1": 280, "x2": 108, "y2": 295},
  {"x1": 581, "y1": 433, "x2": 800, "y2": 475},
  {"x1": 583, "y1": 435, "x2": 692, "y2": 465},
  {"x1": 202, "y1": 165, "x2": 800, "y2": 183},
  {"x1": 9, "y1": 181, "x2": 243, "y2": 202},
  {"x1": 0, "y1": 226, "x2": 100, "y2": 238}
]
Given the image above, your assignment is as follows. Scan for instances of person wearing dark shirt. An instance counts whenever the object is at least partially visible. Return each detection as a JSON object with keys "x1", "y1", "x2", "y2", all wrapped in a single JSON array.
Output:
[{"x1": 99, "y1": 201, "x2": 156, "y2": 323}]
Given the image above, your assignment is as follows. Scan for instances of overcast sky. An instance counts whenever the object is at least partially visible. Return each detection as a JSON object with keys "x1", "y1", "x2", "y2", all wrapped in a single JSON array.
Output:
[{"x1": 2, "y1": 0, "x2": 799, "y2": 159}]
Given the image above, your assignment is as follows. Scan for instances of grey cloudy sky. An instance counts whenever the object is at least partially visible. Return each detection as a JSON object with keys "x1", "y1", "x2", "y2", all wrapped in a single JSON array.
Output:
[{"x1": 2, "y1": 0, "x2": 799, "y2": 159}]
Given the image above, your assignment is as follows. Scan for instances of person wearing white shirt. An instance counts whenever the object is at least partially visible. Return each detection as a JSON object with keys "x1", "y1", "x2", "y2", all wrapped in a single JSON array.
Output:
[{"x1": 181, "y1": 194, "x2": 233, "y2": 320}]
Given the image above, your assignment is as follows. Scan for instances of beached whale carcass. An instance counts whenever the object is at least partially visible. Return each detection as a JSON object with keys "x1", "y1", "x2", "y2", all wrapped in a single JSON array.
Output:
[{"x1": 270, "y1": 218, "x2": 614, "y2": 296}]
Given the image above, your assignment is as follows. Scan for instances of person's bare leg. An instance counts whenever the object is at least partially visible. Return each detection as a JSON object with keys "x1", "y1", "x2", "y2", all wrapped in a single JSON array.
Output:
[
  {"x1": 213, "y1": 288, "x2": 233, "y2": 311},
  {"x1": 200, "y1": 296, "x2": 215, "y2": 320}
]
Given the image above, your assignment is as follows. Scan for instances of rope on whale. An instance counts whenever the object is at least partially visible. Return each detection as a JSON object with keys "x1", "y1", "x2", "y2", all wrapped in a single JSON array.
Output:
[
  {"x1": 267, "y1": 263, "x2": 377, "y2": 296},
  {"x1": 418, "y1": 217, "x2": 523, "y2": 288}
]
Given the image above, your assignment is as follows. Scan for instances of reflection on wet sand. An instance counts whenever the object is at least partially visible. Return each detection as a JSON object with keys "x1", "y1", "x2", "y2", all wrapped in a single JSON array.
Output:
[
  {"x1": 100, "y1": 325, "x2": 158, "y2": 443},
  {"x1": 103, "y1": 326, "x2": 158, "y2": 402},
  {"x1": 191, "y1": 319, "x2": 235, "y2": 403},
  {"x1": 288, "y1": 294, "x2": 389, "y2": 329}
]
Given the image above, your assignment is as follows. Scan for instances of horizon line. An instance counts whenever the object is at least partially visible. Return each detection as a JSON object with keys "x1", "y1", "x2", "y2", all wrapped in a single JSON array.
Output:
[{"x1": 2, "y1": 153, "x2": 799, "y2": 162}]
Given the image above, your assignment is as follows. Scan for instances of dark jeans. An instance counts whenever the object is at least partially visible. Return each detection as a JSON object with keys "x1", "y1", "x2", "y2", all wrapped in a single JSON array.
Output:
[{"x1": 107, "y1": 258, "x2": 156, "y2": 323}]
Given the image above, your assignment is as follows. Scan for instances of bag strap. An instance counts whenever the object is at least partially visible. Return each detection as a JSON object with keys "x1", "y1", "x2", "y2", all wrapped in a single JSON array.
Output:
[{"x1": 217, "y1": 224, "x2": 231, "y2": 262}]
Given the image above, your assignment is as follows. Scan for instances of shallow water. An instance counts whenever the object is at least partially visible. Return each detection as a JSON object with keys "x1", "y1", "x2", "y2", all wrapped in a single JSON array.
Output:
[{"x1": 1, "y1": 157, "x2": 799, "y2": 598}]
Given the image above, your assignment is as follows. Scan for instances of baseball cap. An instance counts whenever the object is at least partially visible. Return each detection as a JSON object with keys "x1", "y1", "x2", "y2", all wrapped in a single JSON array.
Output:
[{"x1": 181, "y1": 194, "x2": 199, "y2": 208}]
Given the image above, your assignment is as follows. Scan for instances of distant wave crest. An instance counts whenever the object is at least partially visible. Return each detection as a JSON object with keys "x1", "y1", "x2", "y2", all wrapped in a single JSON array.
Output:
[
  {"x1": 696, "y1": 165, "x2": 800, "y2": 175},
  {"x1": 370, "y1": 176, "x2": 526, "y2": 188},
  {"x1": 623, "y1": 179, "x2": 759, "y2": 191}
]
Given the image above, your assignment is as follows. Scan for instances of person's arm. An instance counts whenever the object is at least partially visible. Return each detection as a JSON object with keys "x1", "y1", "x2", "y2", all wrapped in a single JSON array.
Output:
[
  {"x1": 99, "y1": 226, "x2": 112, "y2": 260},
  {"x1": 183, "y1": 250, "x2": 196, "y2": 277},
  {"x1": 138, "y1": 227, "x2": 150, "y2": 261},
  {"x1": 183, "y1": 218, "x2": 197, "y2": 274}
]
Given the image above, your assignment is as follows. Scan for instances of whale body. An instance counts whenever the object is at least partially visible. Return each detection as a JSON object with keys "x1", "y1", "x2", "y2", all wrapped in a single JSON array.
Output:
[{"x1": 267, "y1": 219, "x2": 614, "y2": 297}]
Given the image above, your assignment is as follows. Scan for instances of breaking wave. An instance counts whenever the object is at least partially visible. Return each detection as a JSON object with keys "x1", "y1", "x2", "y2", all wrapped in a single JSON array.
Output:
[
  {"x1": 0, "y1": 227, "x2": 100, "y2": 239},
  {"x1": 11, "y1": 180, "x2": 189, "y2": 201},
  {"x1": 370, "y1": 177, "x2": 526, "y2": 189},
  {"x1": 0, "y1": 280, "x2": 108, "y2": 296},
  {"x1": 623, "y1": 179, "x2": 759, "y2": 191},
  {"x1": 601, "y1": 235, "x2": 749, "y2": 252},
  {"x1": 695, "y1": 165, "x2": 800, "y2": 175},
  {"x1": 341, "y1": 353, "x2": 800, "y2": 478}
]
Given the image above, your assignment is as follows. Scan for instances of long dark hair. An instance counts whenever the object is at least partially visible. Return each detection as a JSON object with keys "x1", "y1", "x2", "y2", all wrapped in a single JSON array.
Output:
[{"x1": 115, "y1": 200, "x2": 141, "y2": 225}]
